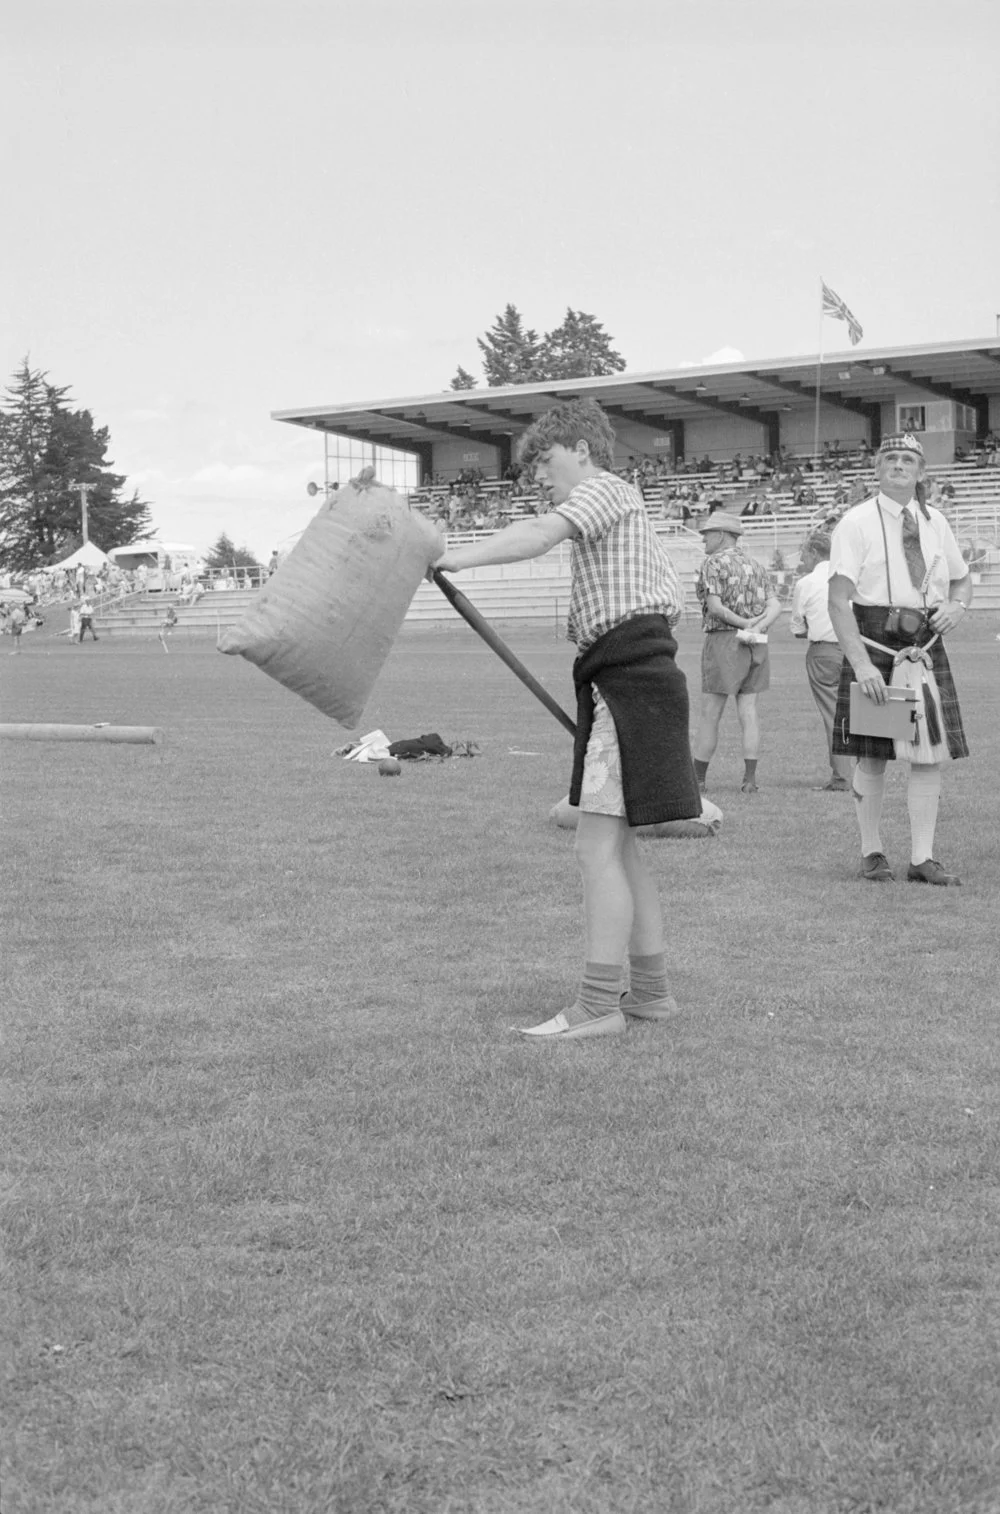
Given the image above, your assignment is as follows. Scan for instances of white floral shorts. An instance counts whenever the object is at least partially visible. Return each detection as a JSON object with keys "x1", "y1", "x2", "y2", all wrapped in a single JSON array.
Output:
[{"x1": 578, "y1": 688, "x2": 626, "y2": 817}]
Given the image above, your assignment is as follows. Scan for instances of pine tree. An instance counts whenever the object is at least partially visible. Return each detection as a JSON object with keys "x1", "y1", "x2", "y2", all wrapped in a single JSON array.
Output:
[
  {"x1": 203, "y1": 532, "x2": 261, "y2": 571},
  {"x1": 449, "y1": 366, "x2": 478, "y2": 390},
  {"x1": 0, "y1": 359, "x2": 152, "y2": 570},
  {"x1": 539, "y1": 308, "x2": 627, "y2": 380},
  {"x1": 476, "y1": 305, "x2": 544, "y2": 387}
]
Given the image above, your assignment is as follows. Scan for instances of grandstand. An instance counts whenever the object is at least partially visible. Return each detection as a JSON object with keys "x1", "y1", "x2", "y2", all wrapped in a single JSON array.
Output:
[
  {"x1": 88, "y1": 338, "x2": 1000, "y2": 636},
  {"x1": 273, "y1": 336, "x2": 1000, "y2": 482}
]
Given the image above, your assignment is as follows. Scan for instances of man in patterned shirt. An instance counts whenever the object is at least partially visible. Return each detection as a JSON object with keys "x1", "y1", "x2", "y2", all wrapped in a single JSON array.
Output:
[
  {"x1": 692, "y1": 512, "x2": 781, "y2": 794},
  {"x1": 434, "y1": 399, "x2": 701, "y2": 1041}
]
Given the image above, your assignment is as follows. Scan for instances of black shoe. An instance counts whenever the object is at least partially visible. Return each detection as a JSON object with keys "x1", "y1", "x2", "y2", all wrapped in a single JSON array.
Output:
[
  {"x1": 907, "y1": 859, "x2": 961, "y2": 887},
  {"x1": 861, "y1": 852, "x2": 893, "y2": 882},
  {"x1": 740, "y1": 781, "x2": 758, "y2": 794}
]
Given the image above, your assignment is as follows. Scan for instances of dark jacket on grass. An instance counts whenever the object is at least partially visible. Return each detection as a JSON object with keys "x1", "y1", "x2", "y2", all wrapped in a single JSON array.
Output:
[{"x1": 569, "y1": 613, "x2": 702, "y2": 827}]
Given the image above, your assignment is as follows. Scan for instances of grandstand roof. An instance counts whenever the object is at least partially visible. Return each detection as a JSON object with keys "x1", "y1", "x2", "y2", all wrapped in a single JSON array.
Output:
[{"x1": 273, "y1": 337, "x2": 1000, "y2": 454}]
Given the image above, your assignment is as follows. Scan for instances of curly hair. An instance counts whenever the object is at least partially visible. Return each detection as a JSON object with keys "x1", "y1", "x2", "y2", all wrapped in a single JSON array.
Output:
[{"x1": 516, "y1": 398, "x2": 617, "y2": 474}]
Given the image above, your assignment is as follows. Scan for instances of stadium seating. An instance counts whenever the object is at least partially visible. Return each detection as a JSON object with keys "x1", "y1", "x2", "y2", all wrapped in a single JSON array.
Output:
[{"x1": 89, "y1": 459, "x2": 1000, "y2": 636}]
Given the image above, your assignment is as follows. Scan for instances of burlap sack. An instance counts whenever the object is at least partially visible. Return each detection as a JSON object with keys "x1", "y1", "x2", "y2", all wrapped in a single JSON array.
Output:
[
  {"x1": 219, "y1": 476, "x2": 443, "y2": 727},
  {"x1": 549, "y1": 794, "x2": 723, "y2": 837}
]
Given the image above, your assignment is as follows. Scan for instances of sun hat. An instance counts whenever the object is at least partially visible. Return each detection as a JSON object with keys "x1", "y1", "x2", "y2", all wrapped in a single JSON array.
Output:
[{"x1": 697, "y1": 511, "x2": 744, "y2": 536}]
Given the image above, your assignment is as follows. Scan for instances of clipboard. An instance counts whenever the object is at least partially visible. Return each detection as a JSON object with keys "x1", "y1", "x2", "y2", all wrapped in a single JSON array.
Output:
[{"x1": 849, "y1": 682, "x2": 917, "y2": 740}]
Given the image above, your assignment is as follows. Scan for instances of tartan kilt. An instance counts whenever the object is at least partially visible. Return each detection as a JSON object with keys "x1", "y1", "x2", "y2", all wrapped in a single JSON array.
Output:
[{"x1": 832, "y1": 604, "x2": 969, "y2": 761}]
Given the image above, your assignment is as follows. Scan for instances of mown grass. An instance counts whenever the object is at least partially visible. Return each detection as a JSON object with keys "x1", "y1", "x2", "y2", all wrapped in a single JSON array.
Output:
[{"x1": 2, "y1": 618, "x2": 1000, "y2": 1513}]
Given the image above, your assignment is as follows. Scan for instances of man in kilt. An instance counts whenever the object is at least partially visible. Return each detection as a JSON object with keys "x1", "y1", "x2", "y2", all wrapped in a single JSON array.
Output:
[{"x1": 828, "y1": 433, "x2": 972, "y2": 885}]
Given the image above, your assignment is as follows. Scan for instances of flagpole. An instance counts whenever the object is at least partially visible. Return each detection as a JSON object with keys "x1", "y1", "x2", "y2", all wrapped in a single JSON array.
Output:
[{"x1": 814, "y1": 278, "x2": 824, "y2": 464}]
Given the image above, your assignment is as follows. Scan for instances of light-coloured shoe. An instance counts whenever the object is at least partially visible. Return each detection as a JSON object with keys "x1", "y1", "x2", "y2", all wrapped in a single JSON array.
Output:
[
  {"x1": 620, "y1": 992, "x2": 682, "y2": 1022},
  {"x1": 516, "y1": 1008, "x2": 627, "y2": 1041}
]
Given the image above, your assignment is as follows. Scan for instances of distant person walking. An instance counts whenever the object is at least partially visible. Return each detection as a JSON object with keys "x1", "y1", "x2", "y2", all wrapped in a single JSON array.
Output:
[
  {"x1": 158, "y1": 605, "x2": 178, "y2": 652},
  {"x1": 789, "y1": 529, "x2": 855, "y2": 791},
  {"x1": 8, "y1": 604, "x2": 25, "y2": 654},
  {"x1": 78, "y1": 597, "x2": 99, "y2": 642}
]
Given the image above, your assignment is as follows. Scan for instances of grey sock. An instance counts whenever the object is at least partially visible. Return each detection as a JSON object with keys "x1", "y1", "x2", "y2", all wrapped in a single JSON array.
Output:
[
  {"x1": 628, "y1": 951, "x2": 669, "y2": 1004},
  {"x1": 578, "y1": 961, "x2": 623, "y2": 1020}
]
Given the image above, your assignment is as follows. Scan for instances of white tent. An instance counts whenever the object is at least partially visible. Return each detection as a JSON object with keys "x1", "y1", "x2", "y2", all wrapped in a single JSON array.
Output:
[{"x1": 44, "y1": 541, "x2": 111, "y2": 571}]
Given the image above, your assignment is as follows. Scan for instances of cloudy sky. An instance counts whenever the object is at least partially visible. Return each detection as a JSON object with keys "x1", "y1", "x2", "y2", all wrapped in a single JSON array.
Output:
[{"x1": 4, "y1": 0, "x2": 998, "y2": 558}]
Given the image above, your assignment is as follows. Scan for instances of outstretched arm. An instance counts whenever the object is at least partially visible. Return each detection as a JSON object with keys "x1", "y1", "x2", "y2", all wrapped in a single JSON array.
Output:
[{"x1": 435, "y1": 512, "x2": 575, "y2": 573}]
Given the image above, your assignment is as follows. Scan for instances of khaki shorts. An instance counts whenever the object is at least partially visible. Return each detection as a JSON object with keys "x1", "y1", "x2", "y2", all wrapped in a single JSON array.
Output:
[
  {"x1": 578, "y1": 689, "x2": 626, "y2": 818},
  {"x1": 702, "y1": 631, "x2": 770, "y2": 696}
]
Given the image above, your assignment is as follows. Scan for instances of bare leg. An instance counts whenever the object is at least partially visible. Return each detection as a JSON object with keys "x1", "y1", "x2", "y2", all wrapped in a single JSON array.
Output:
[
  {"x1": 620, "y1": 828, "x2": 665, "y2": 957},
  {"x1": 693, "y1": 692, "x2": 728, "y2": 763},
  {"x1": 519, "y1": 811, "x2": 635, "y2": 1039},
  {"x1": 735, "y1": 692, "x2": 760, "y2": 759},
  {"x1": 574, "y1": 812, "x2": 634, "y2": 963}
]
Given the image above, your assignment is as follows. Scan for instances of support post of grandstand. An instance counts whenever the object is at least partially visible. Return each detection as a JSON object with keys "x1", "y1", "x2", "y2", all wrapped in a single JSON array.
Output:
[{"x1": 0, "y1": 724, "x2": 164, "y2": 745}]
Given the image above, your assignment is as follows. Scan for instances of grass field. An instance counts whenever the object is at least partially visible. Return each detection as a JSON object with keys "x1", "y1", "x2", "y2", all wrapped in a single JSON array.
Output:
[{"x1": 3, "y1": 616, "x2": 1000, "y2": 1514}]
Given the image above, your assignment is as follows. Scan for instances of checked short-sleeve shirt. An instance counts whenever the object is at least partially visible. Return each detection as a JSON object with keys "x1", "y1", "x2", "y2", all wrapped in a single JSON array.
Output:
[
  {"x1": 696, "y1": 544, "x2": 771, "y2": 631},
  {"x1": 554, "y1": 473, "x2": 685, "y2": 650}
]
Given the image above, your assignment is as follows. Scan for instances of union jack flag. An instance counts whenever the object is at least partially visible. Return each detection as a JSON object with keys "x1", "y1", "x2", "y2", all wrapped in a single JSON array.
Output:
[{"x1": 821, "y1": 281, "x2": 863, "y2": 346}]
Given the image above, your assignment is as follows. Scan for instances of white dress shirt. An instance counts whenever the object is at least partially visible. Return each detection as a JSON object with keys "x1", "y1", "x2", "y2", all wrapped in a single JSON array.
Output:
[
  {"x1": 790, "y1": 560, "x2": 838, "y2": 642},
  {"x1": 829, "y1": 492, "x2": 967, "y2": 609}
]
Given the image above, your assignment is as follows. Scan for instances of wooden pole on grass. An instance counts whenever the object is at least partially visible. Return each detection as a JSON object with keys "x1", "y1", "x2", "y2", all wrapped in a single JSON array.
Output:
[{"x1": 0, "y1": 724, "x2": 164, "y2": 745}]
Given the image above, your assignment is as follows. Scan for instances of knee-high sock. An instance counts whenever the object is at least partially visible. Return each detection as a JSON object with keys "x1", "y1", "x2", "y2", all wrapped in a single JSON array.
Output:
[
  {"x1": 907, "y1": 763, "x2": 942, "y2": 864},
  {"x1": 852, "y1": 762, "x2": 887, "y2": 855}
]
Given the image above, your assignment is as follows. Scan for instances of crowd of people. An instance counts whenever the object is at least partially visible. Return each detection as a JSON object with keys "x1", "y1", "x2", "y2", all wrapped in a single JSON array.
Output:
[
  {"x1": 415, "y1": 435, "x2": 998, "y2": 537},
  {"x1": 0, "y1": 554, "x2": 271, "y2": 643}
]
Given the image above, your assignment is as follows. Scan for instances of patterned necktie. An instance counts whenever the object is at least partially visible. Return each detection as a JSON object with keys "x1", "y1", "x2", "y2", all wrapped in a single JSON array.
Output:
[{"x1": 901, "y1": 506, "x2": 927, "y2": 591}]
